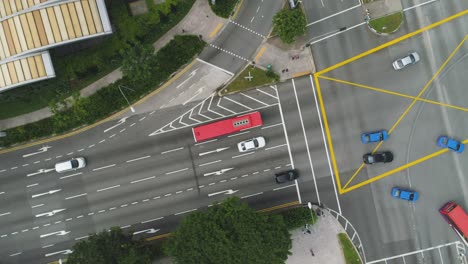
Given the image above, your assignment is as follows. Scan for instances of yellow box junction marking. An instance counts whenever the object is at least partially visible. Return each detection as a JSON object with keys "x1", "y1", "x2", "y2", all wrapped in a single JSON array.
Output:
[{"x1": 312, "y1": 9, "x2": 468, "y2": 194}]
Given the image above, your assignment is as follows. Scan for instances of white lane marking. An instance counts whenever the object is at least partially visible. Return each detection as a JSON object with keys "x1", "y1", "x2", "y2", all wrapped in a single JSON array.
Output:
[
  {"x1": 139, "y1": 117, "x2": 146, "y2": 122},
  {"x1": 265, "y1": 144, "x2": 287, "y2": 151},
  {"x1": 0, "y1": 212, "x2": 11, "y2": 216},
  {"x1": 261, "y1": 123, "x2": 282, "y2": 129},
  {"x1": 209, "y1": 183, "x2": 215, "y2": 186},
  {"x1": 241, "y1": 174, "x2": 248, "y2": 178},
  {"x1": 309, "y1": 75, "x2": 342, "y2": 214},
  {"x1": 98, "y1": 210, "x2": 106, "y2": 213},
  {"x1": 88, "y1": 212, "x2": 95, "y2": 215},
  {"x1": 9, "y1": 252, "x2": 21, "y2": 257},
  {"x1": 131, "y1": 202, "x2": 138, "y2": 205},
  {"x1": 196, "y1": 58, "x2": 234, "y2": 76},
  {"x1": 164, "y1": 193, "x2": 172, "y2": 197},
  {"x1": 153, "y1": 196, "x2": 161, "y2": 199},
  {"x1": 176, "y1": 69, "x2": 198, "y2": 89},
  {"x1": 99, "y1": 139, "x2": 106, "y2": 143},
  {"x1": 32, "y1": 204, "x2": 44, "y2": 208},
  {"x1": 227, "y1": 131, "x2": 250, "y2": 137},
  {"x1": 307, "y1": 4, "x2": 361, "y2": 26},
  {"x1": 93, "y1": 164, "x2": 116, "y2": 171},
  {"x1": 223, "y1": 97, "x2": 253, "y2": 110},
  {"x1": 126, "y1": 155, "x2": 151, "y2": 163},
  {"x1": 403, "y1": 0, "x2": 438, "y2": 12},
  {"x1": 175, "y1": 208, "x2": 197, "y2": 216},
  {"x1": 97, "y1": 185, "x2": 120, "y2": 193},
  {"x1": 11, "y1": 167, "x2": 18, "y2": 170},
  {"x1": 130, "y1": 123, "x2": 136, "y2": 127},
  {"x1": 240, "y1": 92, "x2": 269, "y2": 106},
  {"x1": 253, "y1": 172, "x2": 259, "y2": 175},
  {"x1": 77, "y1": 148, "x2": 84, "y2": 152},
  {"x1": 142, "y1": 199, "x2": 149, "y2": 202},
  {"x1": 256, "y1": 88, "x2": 277, "y2": 99},
  {"x1": 292, "y1": 79, "x2": 319, "y2": 204},
  {"x1": 65, "y1": 218, "x2": 72, "y2": 221},
  {"x1": 33, "y1": 161, "x2": 40, "y2": 164},
  {"x1": 109, "y1": 134, "x2": 116, "y2": 138},
  {"x1": 320, "y1": 0, "x2": 324, "y2": 7},
  {"x1": 166, "y1": 168, "x2": 189, "y2": 175},
  {"x1": 130, "y1": 176, "x2": 156, "y2": 184},
  {"x1": 121, "y1": 204, "x2": 128, "y2": 208},
  {"x1": 26, "y1": 183, "x2": 39, "y2": 188},
  {"x1": 88, "y1": 144, "x2": 95, "y2": 148},
  {"x1": 119, "y1": 129, "x2": 126, "y2": 133},
  {"x1": 42, "y1": 244, "x2": 54, "y2": 248},
  {"x1": 230, "y1": 177, "x2": 238, "y2": 180},
  {"x1": 232, "y1": 152, "x2": 255, "y2": 159},
  {"x1": 273, "y1": 184, "x2": 296, "y2": 191},
  {"x1": 65, "y1": 193, "x2": 87, "y2": 200},
  {"x1": 0, "y1": 169, "x2": 6, "y2": 173},
  {"x1": 33, "y1": 226, "x2": 39, "y2": 229},
  {"x1": 21, "y1": 229, "x2": 28, "y2": 232},
  {"x1": 76, "y1": 215, "x2": 84, "y2": 218},
  {"x1": 241, "y1": 192, "x2": 263, "y2": 199},
  {"x1": 263, "y1": 169, "x2": 270, "y2": 172},
  {"x1": 250, "y1": 16, "x2": 255, "y2": 23},
  {"x1": 186, "y1": 188, "x2": 194, "y2": 191},
  {"x1": 66, "y1": 152, "x2": 73, "y2": 156},
  {"x1": 309, "y1": 22, "x2": 365, "y2": 45},
  {"x1": 276, "y1": 87, "x2": 295, "y2": 169},
  {"x1": 141, "y1": 217, "x2": 164, "y2": 224},
  {"x1": 161, "y1": 147, "x2": 184, "y2": 154},
  {"x1": 0, "y1": 192, "x2": 5, "y2": 195},
  {"x1": 199, "y1": 160, "x2": 222, "y2": 167},
  {"x1": 55, "y1": 156, "x2": 62, "y2": 159},
  {"x1": 59, "y1": 172, "x2": 82, "y2": 180},
  {"x1": 1, "y1": 234, "x2": 7, "y2": 237},
  {"x1": 44, "y1": 249, "x2": 73, "y2": 257},
  {"x1": 75, "y1": 236, "x2": 89, "y2": 241},
  {"x1": 294, "y1": 179, "x2": 302, "y2": 204},
  {"x1": 194, "y1": 139, "x2": 218, "y2": 146},
  {"x1": 55, "y1": 221, "x2": 62, "y2": 224},
  {"x1": 22, "y1": 164, "x2": 29, "y2": 167},
  {"x1": 176, "y1": 191, "x2": 183, "y2": 194},
  {"x1": 121, "y1": 225, "x2": 131, "y2": 229}
]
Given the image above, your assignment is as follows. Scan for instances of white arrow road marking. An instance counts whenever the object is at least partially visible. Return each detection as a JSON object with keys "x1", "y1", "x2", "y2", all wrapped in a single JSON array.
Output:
[
  {"x1": 32, "y1": 189, "x2": 61, "y2": 198},
  {"x1": 27, "y1": 168, "x2": 55, "y2": 177},
  {"x1": 183, "y1": 86, "x2": 205, "y2": 105},
  {"x1": 203, "y1": 168, "x2": 234, "y2": 177},
  {"x1": 176, "y1": 69, "x2": 198, "y2": 89},
  {"x1": 22, "y1": 146, "x2": 52, "y2": 158},
  {"x1": 208, "y1": 189, "x2": 238, "y2": 197},
  {"x1": 40, "y1": 230, "x2": 70, "y2": 238},
  {"x1": 199, "y1": 147, "x2": 230, "y2": 156},
  {"x1": 133, "y1": 228, "x2": 160, "y2": 235},
  {"x1": 45, "y1": 249, "x2": 73, "y2": 257},
  {"x1": 104, "y1": 117, "x2": 128, "y2": 133},
  {"x1": 35, "y1": 209, "x2": 66, "y2": 218}
]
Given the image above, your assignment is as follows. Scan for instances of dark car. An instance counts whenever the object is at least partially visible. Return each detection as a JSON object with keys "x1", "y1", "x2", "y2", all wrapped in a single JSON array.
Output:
[
  {"x1": 363, "y1": 151, "x2": 394, "y2": 164},
  {"x1": 275, "y1": 169, "x2": 299, "y2": 184}
]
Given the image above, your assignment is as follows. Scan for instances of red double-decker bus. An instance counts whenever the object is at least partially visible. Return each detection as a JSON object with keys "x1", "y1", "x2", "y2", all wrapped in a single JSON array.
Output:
[
  {"x1": 192, "y1": 111, "x2": 263, "y2": 142},
  {"x1": 439, "y1": 201, "x2": 468, "y2": 245}
]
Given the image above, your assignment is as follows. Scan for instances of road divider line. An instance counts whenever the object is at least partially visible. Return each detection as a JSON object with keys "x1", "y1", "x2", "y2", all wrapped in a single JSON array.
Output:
[
  {"x1": 42, "y1": 244, "x2": 54, "y2": 248},
  {"x1": 9, "y1": 252, "x2": 21, "y2": 257},
  {"x1": 0, "y1": 212, "x2": 11, "y2": 217},
  {"x1": 276, "y1": 89, "x2": 295, "y2": 169},
  {"x1": 97, "y1": 185, "x2": 120, "y2": 193},
  {"x1": 232, "y1": 152, "x2": 254, "y2": 159},
  {"x1": 65, "y1": 193, "x2": 87, "y2": 200},
  {"x1": 273, "y1": 184, "x2": 296, "y2": 191},
  {"x1": 261, "y1": 123, "x2": 282, "y2": 129},
  {"x1": 130, "y1": 176, "x2": 156, "y2": 184},
  {"x1": 141, "y1": 217, "x2": 164, "y2": 224},
  {"x1": 26, "y1": 183, "x2": 39, "y2": 188},
  {"x1": 241, "y1": 192, "x2": 263, "y2": 199},
  {"x1": 75, "y1": 236, "x2": 89, "y2": 241},
  {"x1": 199, "y1": 160, "x2": 222, "y2": 167},
  {"x1": 93, "y1": 164, "x2": 116, "y2": 171},
  {"x1": 265, "y1": 144, "x2": 287, "y2": 151},
  {"x1": 307, "y1": 3, "x2": 361, "y2": 26},
  {"x1": 166, "y1": 168, "x2": 189, "y2": 175},
  {"x1": 195, "y1": 139, "x2": 218, "y2": 146},
  {"x1": 126, "y1": 155, "x2": 151, "y2": 163},
  {"x1": 31, "y1": 204, "x2": 44, "y2": 208},
  {"x1": 121, "y1": 225, "x2": 131, "y2": 229},
  {"x1": 59, "y1": 172, "x2": 82, "y2": 180},
  {"x1": 228, "y1": 131, "x2": 250, "y2": 137},
  {"x1": 161, "y1": 147, "x2": 184, "y2": 154},
  {"x1": 175, "y1": 208, "x2": 197, "y2": 216}
]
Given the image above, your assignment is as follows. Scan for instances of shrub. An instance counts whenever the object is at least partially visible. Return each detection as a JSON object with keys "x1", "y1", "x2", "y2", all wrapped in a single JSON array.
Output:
[
  {"x1": 280, "y1": 207, "x2": 317, "y2": 230},
  {"x1": 208, "y1": 0, "x2": 237, "y2": 18}
]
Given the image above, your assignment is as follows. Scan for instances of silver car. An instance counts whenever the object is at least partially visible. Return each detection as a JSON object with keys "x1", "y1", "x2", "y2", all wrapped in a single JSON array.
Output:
[
  {"x1": 392, "y1": 52, "x2": 420, "y2": 70},
  {"x1": 237, "y1": 137, "x2": 266, "y2": 152}
]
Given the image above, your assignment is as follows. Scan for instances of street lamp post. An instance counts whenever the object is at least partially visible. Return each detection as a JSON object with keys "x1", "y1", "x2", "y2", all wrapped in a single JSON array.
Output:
[{"x1": 118, "y1": 85, "x2": 135, "y2": 113}]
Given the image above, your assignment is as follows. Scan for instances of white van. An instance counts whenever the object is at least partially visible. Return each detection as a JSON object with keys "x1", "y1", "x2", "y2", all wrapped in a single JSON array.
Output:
[{"x1": 55, "y1": 157, "x2": 86, "y2": 173}]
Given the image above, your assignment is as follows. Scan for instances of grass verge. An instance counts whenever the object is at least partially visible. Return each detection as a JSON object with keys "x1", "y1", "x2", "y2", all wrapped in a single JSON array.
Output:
[
  {"x1": 338, "y1": 233, "x2": 362, "y2": 264},
  {"x1": 221, "y1": 66, "x2": 279, "y2": 95},
  {"x1": 368, "y1": 12, "x2": 403, "y2": 34}
]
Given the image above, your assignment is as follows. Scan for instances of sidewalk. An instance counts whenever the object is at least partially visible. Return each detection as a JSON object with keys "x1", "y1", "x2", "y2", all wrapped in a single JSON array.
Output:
[{"x1": 0, "y1": 0, "x2": 226, "y2": 130}]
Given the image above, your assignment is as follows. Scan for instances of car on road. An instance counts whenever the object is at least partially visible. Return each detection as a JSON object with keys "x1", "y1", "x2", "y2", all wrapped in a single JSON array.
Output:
[
  {"x1": 363, "y1": 151, "x2": 394, "y2": 164},
  {"x1": 437, "y1": 136, "x2": 464, "y2": 153},
  {"x1": 391, "y1": 187, "x2": 419, "y2": 201},
  {"x1": 55, "y1": 157, "x2": 86, "y2": 173},
  {"x1": 275, "y1": 169, "x2": 299, "y2": 184},
  {"x1": 392, "y1": 52, "x2": 420, "y2": 70},
  {"x1": 237, "y1": 136, "x2": 266, "y2": 152},
  {"x1": 361, "y1": 130, "x2": 388, "y2": 144}
]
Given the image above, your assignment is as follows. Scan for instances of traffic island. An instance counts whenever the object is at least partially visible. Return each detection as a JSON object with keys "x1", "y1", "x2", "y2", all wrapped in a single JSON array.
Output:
[
  {"x1": 219, "y1": 66, "x2": 279, "y2": 96},
  {"x1": 363, "y1": 0, "x2": 404, "y2": 35},
  {"x1": 368, "y1": 12, "x2": 404, "y2": 34}
]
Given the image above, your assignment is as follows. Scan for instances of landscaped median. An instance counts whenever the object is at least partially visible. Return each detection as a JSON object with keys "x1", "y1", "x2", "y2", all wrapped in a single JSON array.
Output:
[
  {"x1": 219, "y1": 66, "x2": 279, "y2": 95},
  {"x1": 0, "y1": 35, "x2": 205, "y2": 148},
  {"x1": 368, "y1": 12, "x2": 404, "y2": 34}
]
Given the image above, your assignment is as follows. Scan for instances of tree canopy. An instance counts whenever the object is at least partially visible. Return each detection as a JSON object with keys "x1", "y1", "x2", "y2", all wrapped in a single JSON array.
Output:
[
  {"x1": 164, "y1": 197, "x2": 292, "y2": 264},
  {"x1": 273, "y1": 8, "x2": 307, "y2": 44},
  {"x1": 120, "y1": 42, "x2": 155, "y2": 85},
  {"x1": 66, "y1": 227, "x2": 152, "y2": 264}
]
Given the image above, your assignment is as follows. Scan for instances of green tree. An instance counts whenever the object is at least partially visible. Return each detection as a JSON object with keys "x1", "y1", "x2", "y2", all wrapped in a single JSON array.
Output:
[
  {"x1": 273, "y1": 8, "x2": 306, "y2": 44},
  {"x1": 164, "y1": 197, "x2": 292, "y2": 264},
  {"x1": 120, "y1": 42, "x2": 155, "y2": 85},
  {"x1": 66, "y1": 227, "x2": 152, "y2": 264}
]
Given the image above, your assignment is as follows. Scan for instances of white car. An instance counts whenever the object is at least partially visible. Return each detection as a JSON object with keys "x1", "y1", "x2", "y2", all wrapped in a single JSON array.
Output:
[
  {"x1": 392, "y1": 52, "x2": 420, "y2": 70},
  {"x1": 237, "y1": 137, "x2": 266, "y2": 152},
  {"x1": 55, "y1": 157, "x2": 87, "y2": 173}
]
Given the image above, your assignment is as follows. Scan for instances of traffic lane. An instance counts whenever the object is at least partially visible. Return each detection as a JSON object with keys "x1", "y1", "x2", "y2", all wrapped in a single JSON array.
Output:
[
  {"x1": 235, "y1": 0, "x2": 281, "y2": 36},
  {"x1": 303, "y1": 0, "x2": 360, "y2": 24}
]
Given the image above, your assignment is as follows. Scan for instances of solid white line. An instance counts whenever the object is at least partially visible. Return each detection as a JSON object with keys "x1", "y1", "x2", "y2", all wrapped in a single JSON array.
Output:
[
  {"x1": 403, "y1": 0, "x2": 437, "y2": 11},
  {"x1": 223, "y1": 97, "x2": 253, "y2": 110},
  {"x1": 216, "y1": 97, "x2": 237, "y2": 114},
  {"x1": 307, "y1": 4, "x2": 361, "y2": 26},
  {"x1": 241, "y1": 192, "x2": 263, "y2": 199},
  {"x1": 0, "y1": 212, "x2": 11, "y2": 216},
  {"x1": 273, "y1": 184, "x2": 296, "y2": 191},
  {"x1": 121, "y1": 225, "x2": 131, "y2": 229},
  {"x1": 256, "y1": 88, "x2": 277, "y2": 99},
  {"x1": 232, "y1": 152, "x2": 255, "y2": 159},
  {"x1": 31, "y1": 204, "x2": 44, "y2": 208},
  {"x1": 42, "y1": 244, "x2": 54, "y2": 248},
  {"x1": 0, "y1": 169, "x2": 6, "y2": 173},
  {"x1": 292, "y1": 79, "x2": 320, "y2": 204},
  {"x1": 141, "y1": 217, "x2": 164, "y2": 224},
  {"x1": 130, "y1": 176, "x2": 156, "y2": 184},
  {"x1": 166, "y1": 168, "x2": 189, "y2": 175},
  {"x1": 93, "y1": 164, "x2": 116, "y2": 171},
  {"x1": 227, "y1": 131, "x2": 250, "y2": 137},
  {"x1": 175, "y1": 208, "x2": 197, "y2": 216},
  {"x1": 275, "y1": 87, "x2": 295, "y2": 169},
  {"x1": 261, "y1": 123, "x2": 282, "y2": 129},
  {"x1": 310, "y1": 22, "x2": 365, "y2": 45},
  {"x1": 196, "y1": 58, "x2": 234, "y2": 76},
  {"x1": 75, "y1": 236, "x2": 89, "y2": 241},
  {"x1": 295, "y1": 179, "x2": 302, "y2": 204},
  {"x1": 97, "y1": 185, "x2": 120, "y2": 192},
  {"x1": 126, "y1": 155, "x2": 151, "y2": 163},
  {"x1": 310, "y1": 75, "x2": 341, "y2": 213},
  {"x1": 26, "y1": 183, "x2": 39, "y2": 188},
  {"x1": 9, "y1": 252, "x2": 21, "y2": 257},
  {"x1": 195, "y1": 139, "x2": 218, "y2": 145},
  {"x1": 139, "y1": 116, "x2": 146, "y2": 122},
  {"x1": 65, "y1": 193, "x2": 87, "y2": 200},
  {"x1": 199, "y1": 160, "x2": 222, "y2": 167},
  {"x1": 59, "y1": 172, "x2": 82, "y2": 179},
  {"x1": 240, "y1": 92, "x2": 269, "y2": 106},
  {"x1": 161, "y1": 147, "x2": 184, "y2": 154},
  {"x1": 265, "y1": 144, "x2": 287, "y2": 151}
]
